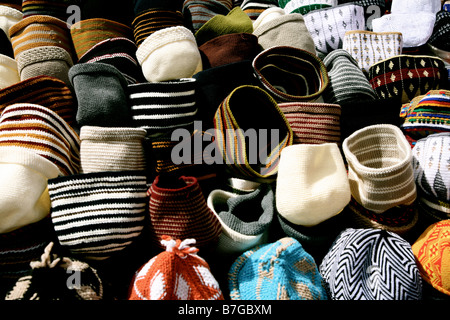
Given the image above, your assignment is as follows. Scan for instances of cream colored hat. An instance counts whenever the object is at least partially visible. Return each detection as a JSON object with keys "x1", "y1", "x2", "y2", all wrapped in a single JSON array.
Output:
[
  {"x1": 276, "y1": 143, "x2": 351, "y2": 227},
  {"x1": 0, "y1": 53, "x2": 19, "y2": 89},
  {"x1": 0, "y1": 5, "x2": 22, "y2": 40},
  {"x1": 252, "y1": 6, "x2": 285, "y2": 30}
]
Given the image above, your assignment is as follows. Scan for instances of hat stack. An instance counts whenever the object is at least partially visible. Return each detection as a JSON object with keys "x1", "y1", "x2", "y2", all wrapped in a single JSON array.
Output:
[
  {"x1": 21, "y1": 0, "x2": 77, "y2": 21},
  {"x1": 278, "y1": 0, "x2": 337, "y2": 15},
  {"x1": 240, "y1": 0, "x2": 279, "y2": 21},
  {"x1": 428, "y1": 10, "x2": 450, "y2": 63},
  {"x1": 182, "y1": 0, "x2": 233, "y2": 33}
]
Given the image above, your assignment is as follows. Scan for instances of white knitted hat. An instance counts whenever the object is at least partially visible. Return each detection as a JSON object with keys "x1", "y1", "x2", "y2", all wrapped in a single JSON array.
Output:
[
  {"x1": 0, "y1": 5, "x2": 22, "y2": 40},
  {"x1": 390, "y1": 0, "x2": 442, "y2": 14},
  {"x1": 0, "y1": 147, "x2": 59, "y2": 233},
  {"x1": 0, "y1": 53, "x2": 19, "y2": 89},
  {"x1": 276, "y1": 143, "x2": 351, "y2": 227},
  {"x1": 252, "y1": 6, "x2": 285, "y2": 30},
  {"x1": 136, "y1": 26, "x2": 202, "y2": 83}
]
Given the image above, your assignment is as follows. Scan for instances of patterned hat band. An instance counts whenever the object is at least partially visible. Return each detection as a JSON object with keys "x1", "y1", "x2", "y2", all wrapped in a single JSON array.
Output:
[
  {"x1": 253, "y1": 46, "x2": 329, "y2": 102},
  {"x1": 213, "y1": 85, "x2": 293, "y2": 181},
  {"x1": 278, "y1": 0, "x2": 337, "y2": 15}
]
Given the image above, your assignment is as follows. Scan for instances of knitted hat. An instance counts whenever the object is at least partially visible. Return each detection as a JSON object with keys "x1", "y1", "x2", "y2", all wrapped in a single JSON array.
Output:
[
  {"x1": 0, "y1": 75, "x2": 76, "y2": 127},
  {"x1": 390, "y1": 0, "x2": 442, "y2": 14},
  {"x1": 206, "y1": 183, "x2": 274, "y2": 255},
  {"x1": 251, "y1": 6, "x2": 284, "y2": 29},
  {"x1": 79, "y1": 126, "x2": 147, "y2": 173},
  {"x1": 368, "y1": 55, "x2": 448, "y2": 104},
  {"x1": 134, "y1": 0, "x2": 184, "y2": 15},
  {"x1": 70, "y1": 18, "x2": 134, "y2": 60},
  {"x1": 0, "y1": 28, "x2": 13, "y2": 57},
  {"x1": 278, "y1": 101, "x2": 341, "y2": 145},
  {"x1": 303, "y1": 3, "x2": 365, "y2": 55},
  {"x1": 445, "y1": 0, "x2": 450, "y2": 11},
  {"x1": 128, "y1": 236, "x2": 224, "y2": 300},
  {"x1": 252, "y1": 12, "x2": 317, "y2": 54},
  {"x1": 48, "y1": 170, "x2": 148, "y2": 261},
  {"x1": 213, "y1": 85, "x2": 293, "y2": 181},
  {"x1": 401, "y1": 90, "x2": 450, "y2": 139},
  {"x1": 148, "y1": 175, "x2": 222, "y2": 250},
  {"x1": 240, "y1": 0, "x2": 279, "y2": 21},
  {"x1": 0, "y1": 103, "x2": 81, "y2": 176},
  {"x1": 182, "y1": 0, "x2": 233, "y2": 33},
  {"x1": 9, "y1": 15, "x2": 74, "y2": 60},
  {"x1": 344, "y1": 0, "x2": 387, "y2": 31},
  {"x1": 278, "y1": 0, "x2": 337, "y2": 14},
  {"x1": 276, "y1": 143, "x2": 351, "y2": 227},
  {"x1": 412, "y1": 220, "x2": 450, "y2": 297},
  {"x1": 0, "y1": 53, "x2": 19, "y2": 89},
  {"x1": 21, "y1": 0, "x2": 76, "y2": 20},
  {"x1": 194, "y1": 6, "x2": 253, "y2": 47},
  {"x1": 0, "y1": 4, "x2": 22, "y2": 40},
  {"x1": 428, "y1": 10, "x2": 450, "y2": 59},
  {"x1": 132, "y1": 8, "x2": 184, "y2": 47},
  {"x1": 199, "y1": 32, "x2": 260, "y2": 69},
  {"x1": 228, "y1": 237, "x2": 328, "y2": 300},
  {"x1": 127, "y1": 78, "x2": 198, "y2": 134},
  {"x1": 319, "y1": 228, "x2": 422, "y2": 300},
  {"x1": 253, "y1": 46, "x2": 329, "y2": 103},
  {"x1": 5, "y1": 242, "x2": 104, "y2": 300},
  {"x1": 0, "y1": 148, "x2": 59, "y2": 234},
  {"x1": 322, "y1": 49, "x2": 377, "y2": 105},
  {"x1": 15, "y1": 46, "x2": 74, "y2": 86},
  {"x1": 343, "y1": 124, "x2": 417, "y2": 214},
  {"x1": 69, "y1": 62, "x2": 133, "y2": 128},
  {"x1": 136, "y1": 26, "x2": 203, "y2": 83},
  {"x1": 343, "y1": 30, "x2": 404, "y2": 75},
  {"x1": 78, "y1": 37, "x2": 146, "y2": 85}
]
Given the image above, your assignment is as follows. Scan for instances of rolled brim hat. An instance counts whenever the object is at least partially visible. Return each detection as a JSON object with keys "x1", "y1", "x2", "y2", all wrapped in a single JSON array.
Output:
[
  {"x1": 136, "y1": 26, "x2": 203, "y2": 83},
  {"x1": 48, "y1": 170, "x2": 149, "y2": 261},
  {"x1": 0, "y1": 53, "x2": 19, "y2": 89},
  {"x1": 252, "y1": 46, "x2": 329, "y2": 103},
  {"x1": 319, "y1": 228, "x2": 423, "y2": 300},
  {"x1": 228, "y1": 237, "x2": 329, "y2": 300},
  {"x1": 0, "y1": 4, "x2": 22, "y2": 39},
  {"x1": 251, "y1": 6, "x2": 285, "y2": 30},
  {"x1": 182, "y1": 0, "x2": 233, "y2": 33}
]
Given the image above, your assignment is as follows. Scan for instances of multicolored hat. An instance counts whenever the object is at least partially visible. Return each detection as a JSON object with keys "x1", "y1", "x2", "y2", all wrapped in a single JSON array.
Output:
[
  {"x1": 278, "y1": 0, "x2": 337, "y2": 15},
  {"x1": 240, "y1": 0, "x2": 279, "y2": 21},
  {"x1": 182, "y1": 0, "x2": 233, "y2": 33},
  {"x1": 228, "y1": 237, "x2": 329, "y2": 300}
]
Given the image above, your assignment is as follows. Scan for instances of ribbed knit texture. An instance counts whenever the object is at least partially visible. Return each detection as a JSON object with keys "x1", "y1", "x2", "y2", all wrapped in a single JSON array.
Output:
[
  {"x1": 21, "y1": 0, "x2": 75, "y2": 20},
  {"x1": 0, "y1": 4, "x2": 22, "y2": 40},
  {"x1": 182, "y1": 0, "x2": 233, "y2": 33},
  {"x1": 148, "y1": 175, "x2": 222, "y2": 250},
  {"x1": 127, "y1": 78, "x2": 197, "y2": 133},
  {"x1": 48, "y1": 170, "x2": 148, "y2": 260},
  {"x1": 0, "y1": 103, "x2": 81, "y2": 176},
  {"x1": 343, "y1": 124, "x2": 417, "y2": 213},
  {"x1": 240, "y1": 0, "x2": 278, "y2": 21},
  {"x1": 79, "y1": 126, "x2": 147, "y2": 173},
  {"x1": 278, "y1": 0, "x2": 337, "y2": 14}
]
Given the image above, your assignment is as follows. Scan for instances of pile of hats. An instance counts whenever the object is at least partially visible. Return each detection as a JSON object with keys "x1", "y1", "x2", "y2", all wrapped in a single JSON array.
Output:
[{"x1": 0, "y1": 0, "x2": 450, "y2": 301}]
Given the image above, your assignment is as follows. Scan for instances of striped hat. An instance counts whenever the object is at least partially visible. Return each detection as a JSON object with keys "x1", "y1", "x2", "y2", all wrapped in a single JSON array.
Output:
[
  {"x1": 0, "y1": 75, "x2": 76, "y2": 127},
  {"x1": 48, "y1": 170, "x2": 149, "y2": 261},
  {"x1": 70, "y1": 18, "x2": 134, "y2": 61},
  {"x1": 253, "y1": 46, "x2": 329, "y2": 103},
  {"x1": 240, "y1": 0, "x2": 279, "y2": 21},
  {"x1": 133, "y1": 0, "x2": 184, "y2": 15},
  {"x1": 132, "y1": 8, "x2": 184, "y2": 47},
  {"x1": 319, "y1": 228, "x2": 422, "y2": 300},
  {"x1": 21, "y1": 0, "x2": 76, "y2": 20},
  {"x1": 278, "y1": 0, "x2": 337, "y2": 14},
  {"x1": 9, "y1": 15, "x2": 74, "y2": 60},
  {"x1": 182, "y1": 0, "x2": 233, "y2": 33},
  {"x1": 278, "y1": 101, "x2": 341, "y2": 145},
  {"x1": 401, "y1": 90, "x2": 450, "y2": 139},
  {"x1": 213, "y1": 85, "x2": 293, "y2": 181},
  {"x1": 0, "y1": 103, "x2": 81, "y2": 176},
  {"x1": 128, "y1": 236, "x2": 224, "y2": 300},
  {"x1": 322, "y1": 49, "x2": 377, "y2": 105},
  {"x1": 148, "y1": 175, "x2": 222, "y2": 251},
  {"x1": 0, "y1": 4, "x2": 22, "y2": 40},
  {"x1": 78, "y1": 37, "x2": 145, "y2": 85},
  {"x1": 79, "y1": 126, "x2": 148, "y2": 174},
  {"x1": 127, "y1": 78, "x2": 198, "y2": 134},
  {"x1": 0, "y1": 53, "x2": 19, "y2": 89},
  {"x1": 343, "y1": 124, "x2": 417, "y2": 214}
]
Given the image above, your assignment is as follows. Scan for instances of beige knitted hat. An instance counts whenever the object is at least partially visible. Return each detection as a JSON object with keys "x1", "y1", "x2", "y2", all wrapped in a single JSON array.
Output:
[{"x1": 0, "y1": 53, "x2": 19, "y2": 89}]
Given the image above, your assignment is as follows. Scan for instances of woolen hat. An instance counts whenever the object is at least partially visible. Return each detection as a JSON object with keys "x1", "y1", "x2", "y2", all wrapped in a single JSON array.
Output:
[
  {"x1": 21, "y1": 0, "x2": 77, "y2": 20},
  {"x1": 251, "y1": 6, "x2": 285, "y2": 30},
  {"x1": 133, "y1": 0, "x2": 184, "y2": 15},
  {"x1": 48, "y1": 170, "x2": 148, "y2": 261},
  {"x1": 228, "y1": 237, "x2": 328, "y2": 300},
  {"x1": 136, "y1": 26, "x2": 203, "y2": 83},
  {"x1": 278, "y1": 0, "x2": 337, "y2": 15},
  {"x1": 0, "y1": 53, "x2": 19, "y2": 89},
  {"x1": 128, "y1": 236, "x2": 224, "y2": 300},
  {"x1": 0, "y1": 4, "x2": 22, "y2": 39},
  {"x1": 428, "y1": 10, "x2": 450, "y2": 56},
  {"x1": 390, "y1": 0, "x2": 441, "y2": 14},
  {"x1": 320, "y1": 228, "x2": 422, "y2": 300},
  {"x1": 276, "y1": 143, "x2": 351, "y2": 227},
  {"x1": 240, "y1": 0, "x2": 279, "y2": 21},
  {"x1": 182, "y1": 0, "x2": 233, "y2": 33},
  {"x1": 338, "y1": 0, "x2": 386, "y2": 30},
  {"x1": 5, "y1": 242, "x2": 104, "y2": 300}
]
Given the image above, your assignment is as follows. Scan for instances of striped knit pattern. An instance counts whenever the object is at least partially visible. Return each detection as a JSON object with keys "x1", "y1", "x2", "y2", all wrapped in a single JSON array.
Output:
[
  {"x1": 148, "y1": 175, "x2": 222, "y2": 250},
  {"x1": 322, "y1": 49, "x2": 377, "y2": 104},
  {"x1": 240, "y1": 0, "x2": 279, "y2": 20},
  {"x1": 70, "y1": 18, "x2": 134, "y2": 60},
  {"x1": 9, "y1": 15, "x2": 74, "y2": 59},
  {"x1": 319, "y1": 228, "x2": 422, "y2": 300},
  {"x1": 79, "y1": 126, "x2": 147, "y2": 174},
  {"x1": 253, "y1": 46, "x2": 329, "y2": 102},
  {"x1": 0, "y1": 75, "x2": 76, "y2": 126},
  {"x1": 428, "y1": 10, "x2": 450, "y2": 52},
  {"x1": 48, "y1": 171, "x2": 148, "y2": 261},
  {"x1": 401, "y1": 90, "x2": 450, "y2": 139},
  {"x1": 0, "y1": 103, "x2": 81, "y2": 176},
  {"x1": 21, "y1": 0, "x2": 74, "y2": 20},
  {"x1": 342, "y1": 124, "x2": 417, "y2": 214},
  {"x1": 278, "y1": 102, "x2": 341, "y2": 145},
  {"x1": 213, "y1": 85, "x2": 293, "y2": 181},
  {"x1": 182, "y1": 0, "x2": 233, "y2": 32},
  {"x1": 132, "y1": 8, "x2": 184, "y2": 47},
  {"x1": 278, "y1": 0, "x2": 336, "y2": 15},
  {"x1": 127, "y1": 78, "x2": 198, "y2": 133}
]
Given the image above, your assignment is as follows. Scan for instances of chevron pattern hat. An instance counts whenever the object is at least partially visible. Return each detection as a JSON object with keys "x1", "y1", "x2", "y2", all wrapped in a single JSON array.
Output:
[{"x1": 319, "y1": 228, "x2": 423, "y2": 300}]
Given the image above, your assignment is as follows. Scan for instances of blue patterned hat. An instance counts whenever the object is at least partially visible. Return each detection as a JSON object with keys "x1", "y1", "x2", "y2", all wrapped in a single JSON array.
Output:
[{"x1": 228, "y1": 237, "x2": 328, "y2": 300}]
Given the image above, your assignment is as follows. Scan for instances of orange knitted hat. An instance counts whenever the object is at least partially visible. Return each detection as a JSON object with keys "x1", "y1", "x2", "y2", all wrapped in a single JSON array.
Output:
[
  {"x1": 412, "y1": 220, "x2": 450, "y2": 296},
  {"x1": 128, "y1": 236, "x2": 224, "y2": 300}
]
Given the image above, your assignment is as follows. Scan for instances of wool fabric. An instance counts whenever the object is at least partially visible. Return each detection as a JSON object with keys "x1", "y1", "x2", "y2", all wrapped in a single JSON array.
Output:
[
  {"x1": 428, "y1": 10, "x2": 450, "y2": 53},
  {"x1": 240, "y1": 0, "x2": 279, "y2": 21},
  {"x1": 182, "y1": 0, "x2": 233, "y2": 33},
  {"x1": 0, "y1": 53, "x2": 19, "y2": 89},
  {"x1": 251, "y1": 6, "x2": 285, "y2": 30},
  {"x1": 0, "y1": 4, "x2": 22, "y2": 39},
  {"x1": 390, "y1": 0, "x2": 442, "y2": 14},
  {"x1": 278, "y1": 0, "x2": 337, "y2": 15},
  {"x1": 21, "y1": 0, "x2": 76, "y2": 20}
]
